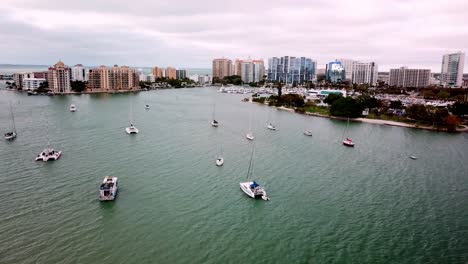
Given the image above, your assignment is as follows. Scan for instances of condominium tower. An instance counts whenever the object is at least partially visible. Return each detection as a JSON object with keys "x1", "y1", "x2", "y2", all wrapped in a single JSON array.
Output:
[
  {"x1": 212, "y1": 58, "x2": 232, "y2": 79},
  {"x1": 267, "y1": 56, "x2": 316, "y2": 84},
  {"x1": 165, "y1": 67, "x2": 177, "y2": 79},
  {"x1": 87, "y1": 65, "x2": 139, "y2": 91},
  {"x1": 352, "y1": 62, "x2": 378, "y2": 85},
  {"x1": 48, "y1": 60, "x2": 71, "y2": 93},
  {"x1": 389, "y1": 67, "x2": 430, "y2": 88},
  {"x1": 440, "y1": 52, "x2": 465, "y2": 87}
]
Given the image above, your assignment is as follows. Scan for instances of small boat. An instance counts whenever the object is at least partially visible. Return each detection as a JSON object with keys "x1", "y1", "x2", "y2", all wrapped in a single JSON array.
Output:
[
  {"x1": 145, "y1": 104, "x2": 150, "y2": 109},
  {"x1": 267, "y1": 123, "x2": 277, "y2": 130},
  {"x1": 240, "y1": 144, "x2": 269, "y2": 201},
  {"x1": 69, "y1": 104, "x2": 77, "y2": 112},
  {"x1": 304, "y1": 130, "x2": 313, "y2": 136},
  {"x1": 410, "y1": 156, "x2": 418, "y2": 160},
  {"x1": 246, "y1": 132, "x2": 254, "y2": 140},
  {"x1": 125, "y1": 124, "x2": 139, "y2": 134},
  {"x1": 5, "y1": 102, "x2": 17, "y2": 140},
  {"x1": 35, "y1": 148, "x2": 62, "y2": 161},
  {"x1": 99, "y1": 176, "x2": 118, "y2": 201},
  {"x1": 211, "y1": 120, "x2": 219, "y2": 127},
  {"x1": 342, "y1": 138, "x2": 355, "y2": 147},
  {"x1": 216, "y1": 157, "x2": 224, "y2": 166}
]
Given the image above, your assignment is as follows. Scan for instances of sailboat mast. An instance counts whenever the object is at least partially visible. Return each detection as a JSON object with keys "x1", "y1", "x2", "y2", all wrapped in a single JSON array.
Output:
[
  {"x1": 342, "y1": 117, "x2": 349, "y2": 140},
  {"x1": 46, "y1": 117, "x2": 50, "y2": 149},
  {"x1": 9, "y1": 102, "x2": 16, "y2": 132},
  {"x1": 246, "y1": 143, "x2": 255, "y2": 179},
  {"x1": 212, "y1": 103, "x2": 215, "y2": 120}
]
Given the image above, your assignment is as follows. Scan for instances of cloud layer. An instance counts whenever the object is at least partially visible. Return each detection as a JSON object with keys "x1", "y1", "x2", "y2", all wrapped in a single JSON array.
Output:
[{"x1": 1, "y1": 0, "x2": 467, "y2": 71}]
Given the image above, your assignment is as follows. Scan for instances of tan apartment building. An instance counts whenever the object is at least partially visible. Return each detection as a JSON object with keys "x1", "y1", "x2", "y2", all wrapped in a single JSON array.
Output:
[
  {"x1": 165, "y1": 67, "x2": 177, "y2": 79},
  {"x1": 48, "y1": 60, "x2": 71, "y2": 93},
  {"x1": 87, "y1": 65, "x2": 138, "y2": 91},
  {"x1": 152, "y1": 67, "x2": 164, "y2": 78},
  {"x1": 212, "y1": 58, "x2": 232, "y2": 79}
]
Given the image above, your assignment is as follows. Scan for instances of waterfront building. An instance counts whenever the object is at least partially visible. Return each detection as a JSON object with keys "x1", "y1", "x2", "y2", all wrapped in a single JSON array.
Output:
[
  {"x1": 71, "y1": 64, "x2": 89, "y2": 81},
  {"x1": 352, "y1": 61, "x2": 378, "y2": 85},
  {"x1": 13, "y1": 72, "x2": 34, "y2": 89},
  {"x1": 189, "y1": 74, "x2": 199, "y2": 83},
  {"x1": 33, "y1": 71, "x2": 48, "y2": 80},
  {"x1": 336, "y1": 59, "x2": 354, "y2": 81},
  {"x1": 389, "y1": 67, "x2": 430, "y2": 88},
  {"x1": 440, "y1": 52, "x2": 465, "y2": 87},
  {"x1": 234, "y1": 59, "x2": 242, "y2": 76},
  {"x1": 48, "y1": 61, "x2": 71, "y2": 93},
  {"x1": 87, "y1": 65, "x2": 138, "y2": 91},
  {"x1": 152, "y1": 67, "x2": 164, "y2": 78},
  {"x1": 212, "y1": 58, "x2": 232, "y2": 79},
  {"x1": 165, "y1": 67, "x2": 177, "y2": 79},
  {"x1": 176, "y1": 69, "x2": 187, "y2": 80},
  {"x1": 267, "y1": 56, "x2": 316, "y2": 84},
  {"x1": 22, "y1": 78, "x2": 46, "y2": 90},
  {"x1": 325, "y1": 61, "x2": 346, "y2": 83},
  {"x1": 139, "y1": 74, "x2": 156, "y2": 83}
]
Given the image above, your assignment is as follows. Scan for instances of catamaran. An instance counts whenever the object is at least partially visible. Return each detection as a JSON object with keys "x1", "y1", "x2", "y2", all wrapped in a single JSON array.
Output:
[
  {"x1": 125, "y1": 102, "x2": 139, "y2": 134},
  {"x1": 240, "y1": 143, "x2": 269, "y2": 200},
  {"x1": 342, "y1": 118, "x2": 355, "y2": 147},
  {"x1": 99, "y1": 176, "x2": 118, "y2": 201},
  {"x1": 5, "y1": 102, "x2": 17, "y2": 140},
  {"x1": 69, "y1": 104, "x2": 77, "y2": 112},
  {"x1": 35, "y1": 120, "x2": 62, "y2": 161}
]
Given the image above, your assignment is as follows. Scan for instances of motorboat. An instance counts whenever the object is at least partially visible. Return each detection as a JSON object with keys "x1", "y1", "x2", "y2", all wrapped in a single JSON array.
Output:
[
  {"x1": 145, "y1": 104, "x2": 150, "y2": 109},
  {"x1": 99, "y1": 176, "x2": 118, "y2": 201},
  {"x1": 216, "y1": 157, "x2": 224, "y2": 166},
  {"x1": 342, "y1": 138, "x2": 355, "y2": 147},
  {"x1": 5, "y1": 131, "x2": 17, "y2": 140},
  {"x1": 267, "y1": 123, "x2": 277, "y2": 130},
  {"x1": 69, "y1": 104, "x2": 77, "y2": 112},
  {"x1": 304, "y1": 130, "x2": 313, "y2": 136},
  {"x1": 240, "y1": 181, "x2": 269, "y2": 200},
  {"x1": 211, "y1": 120, "x2": 219, "y2": 127},
  {"x1": 410, "y1": 156, "x2": 418, "y2": 160},
  {"x1": 35, "y1": 148, "x2": 62, "y2": 161},
  {"x1": 246, "y1": 132, "x2": 254, "y2": 140},
  {"x1": 125, "y1": 124, "x2": 139, "y2": 134}
]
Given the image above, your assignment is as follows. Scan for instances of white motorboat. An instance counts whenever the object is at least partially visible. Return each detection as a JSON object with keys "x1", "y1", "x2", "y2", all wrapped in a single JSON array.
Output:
[
  {"x1": 35, "y1": 148, "x2": 62, "y2": 161},
  {"x1": 99, "y1": 176, "x2": 118, "y2": 201},
  {"x1": 145, "y1": 104, "x2": 150, "y2": 109},
  {"x1": 304, "y1": 130, "x2": 313, "y2": 136},
  {"x1": 410, "y1": 155, "x2": 418, "y2": 160},
  {"x1": 125, "y1": 124, "x2": 139, "y2": 134},
  {"x1": 5, "y1": 102, "x2": 17, "y2": 141},
  {"x1": 240, "y1": 181, "x2": 269, "y2": 200},
  {"x1": 216, "y1": 157, "x2": 224, "y2": 166},
  {"x1": 69, "y1": 104, "x2": 77, "y2": 112},
  {"x1": 246, "y1": 132, "x2": 254, "y2": 140},
  {"x1": 267, "y1": 123, "x2": 277, "y2": 130}
]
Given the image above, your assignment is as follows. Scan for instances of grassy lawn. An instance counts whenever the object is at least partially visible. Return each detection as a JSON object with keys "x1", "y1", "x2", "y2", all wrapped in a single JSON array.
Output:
[{"x1": 304, "y1": 106, "x2": 330, "y2": 115}]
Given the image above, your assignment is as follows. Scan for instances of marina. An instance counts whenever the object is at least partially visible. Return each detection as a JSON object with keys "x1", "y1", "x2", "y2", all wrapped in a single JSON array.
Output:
[{"x1": 0, "y1": 87, "x2": 467, "y2": 263}]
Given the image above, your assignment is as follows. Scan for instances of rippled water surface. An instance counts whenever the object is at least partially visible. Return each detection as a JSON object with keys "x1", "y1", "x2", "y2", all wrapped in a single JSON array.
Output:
[{"x1": 0, "y1": 88, "x2": 467, "y2": 263}]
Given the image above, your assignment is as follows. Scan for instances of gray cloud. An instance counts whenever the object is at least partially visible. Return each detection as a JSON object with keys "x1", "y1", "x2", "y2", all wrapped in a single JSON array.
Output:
[{"x1": 1, "y1": 0, "x2": 467, "y2": 71}]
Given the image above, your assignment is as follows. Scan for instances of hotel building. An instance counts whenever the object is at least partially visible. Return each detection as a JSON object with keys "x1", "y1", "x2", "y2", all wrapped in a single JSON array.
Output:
[{"x1": 48, "y1": 61, "x2": 71, "y2": 93}]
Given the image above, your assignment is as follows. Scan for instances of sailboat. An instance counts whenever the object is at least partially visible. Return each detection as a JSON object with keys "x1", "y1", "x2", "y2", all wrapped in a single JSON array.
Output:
[
  {"x1": 4, "y1": 102, "x2": 17, "y2": 140},
  {"x1": 304, "y1": 130, "x2": 313, "y2": 136},
  {"x1": 211, "y1": 103, "x2": 219, "y2": 127},
  {"x1": 266, "y1": 109, "x2": 277, "y2": 130},
  {"x1": 342, "y1": 118, "x2": 355, "y2": 147},
  {"x1": 246, "y1": 107, "x2": 254, "y2": 140},
  {"x1": 69, "y1": 104, "x2": 77, "y2": 112},
  {"x1": 35, "y1": 119, "x2": 62, "y2": 161},
  {"x1": 215, "y1": 144, "x2": 224, "y2": 166},
  {"x1": 125, "y1": 102, "x2": 139, "y2": 134},
  {"x1": 240, "y1": 143, "x2": 269, "y2": 200}
]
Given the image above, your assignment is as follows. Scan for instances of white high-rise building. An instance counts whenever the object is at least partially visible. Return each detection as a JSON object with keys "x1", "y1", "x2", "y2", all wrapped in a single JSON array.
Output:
[
  {"x1": 352, "y1": 62, "x2": 378, "y2": 85},
  {"x1": 440, "y1": 52, "x2": 465, "y2": 87},
  {"x1": 71, "y1": 64, "x2": 89, "y2": 81},
  {"x1": 336, "y1": 59, "x2": 354, "y2": 81}
]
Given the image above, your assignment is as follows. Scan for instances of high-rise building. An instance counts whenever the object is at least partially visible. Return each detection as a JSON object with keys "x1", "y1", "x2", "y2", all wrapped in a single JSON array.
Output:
[
  {"x1": 22, "y1": 78, "x2": 46, "y2": 90},
  {"x1": 87, "y1": 65, "x2": 138, "y2": 91},
  {"x1": 152, "y1": 67, "x2": 164, "y2": 78},
  {"x1": 212, "y1": 58, "x2": 232, "y2": 79},
  {"x1": 267, "y1": 56, "x2": 316, "y2": 84},
  {"x1": 13, "y1": 72, "x2": 34, "y2": 89},
  {"x1": 237, "y1": 59, "x2": 265, "y2": 83},
  {"x1": 389, "y1": 67, "x2": 430, "y2": 88},
  {"x1": 336, "y1": 59, "x2": 354, "y2": 81},
  {"x1": 234, "y1": 59, "x2": 243, "y2": 76},
  {"x1": 440, "y1": 52, "x2": 465, "y2": 87},
  {"x1": 176, "y1": 69, "x2": 187, "y2": 80},
  {"x1": 352, "y1": 62, "x2": 378, "y2": 85},
  {"x1": 71, "y1": 64, "x2": 89, "y2": 81},
  {"x1": 165, "y1": 67, "x2": 177, "y2": 79},
  {"x1": 326, "y1": 61, "x2": 346, "y2": 83},
  {"x1": 48, "y1": 61, "x2": 71, "y2": 93}
]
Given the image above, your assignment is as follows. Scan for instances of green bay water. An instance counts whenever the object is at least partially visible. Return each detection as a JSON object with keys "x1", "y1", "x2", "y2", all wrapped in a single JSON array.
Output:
[{"x1": 0, "y1": 88, "x2": 467, "y2": 263}]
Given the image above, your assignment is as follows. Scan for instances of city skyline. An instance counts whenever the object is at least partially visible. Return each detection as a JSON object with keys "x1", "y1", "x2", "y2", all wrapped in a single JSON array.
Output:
[{"x1": 1, "y1": 0, "x2": 467, "y2": 72}]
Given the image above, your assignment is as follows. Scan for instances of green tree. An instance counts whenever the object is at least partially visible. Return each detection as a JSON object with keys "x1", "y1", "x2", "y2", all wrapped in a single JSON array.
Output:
[
  {"x1": 389, "y1": 100, "x2": 403, "y2": 109},
  {"x1": 357, "y1": 94, "x2": 379, "y2": 109},
  {"x1": 406, "y1": 104, "x2": 430, "y2": 121},
  {"x1": 71, "y1": 81, "x2": 86, "y2": 92},
  {"x1": 324, "y1": 93, "x2": 343, "y2": 105},
  {"x1": 330, "y1": 97, "x2": 363, "y2": 118},
  {"x1": 450, "y1": 102, "x2": 468, "y2": 117},
  {"x1": 436, "y1": 90, "x2": 450, "y2": 99}
]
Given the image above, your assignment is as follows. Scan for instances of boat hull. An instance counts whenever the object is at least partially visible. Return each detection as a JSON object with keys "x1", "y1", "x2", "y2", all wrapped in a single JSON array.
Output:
[
  {"x1": 125, "y1": 127, "x2": 139, "y2": 134},
  {"x1": 5, "y1": 132, "x2": 17, "y2": 140},
  {"x1": 246, "y1": 133, "x2": 254, "y2": 140},
  {"x1": 216, "y1": 158, "x2": 224, "y2": 166},
  {"x1": 240, "y1": 182, "x2": 269, "y2": 200},
  {"x1": 342, "y1": 141, "x2": 355, "y2": 147},
  {"x1": 35, "y1": 151, "x2": 62, "y2": 161}
]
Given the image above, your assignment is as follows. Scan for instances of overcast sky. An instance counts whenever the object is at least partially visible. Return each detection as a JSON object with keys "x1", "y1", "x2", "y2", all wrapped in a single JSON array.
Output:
[{"x1": 1, "y1": 0, "x2": 467, "y2": 71}]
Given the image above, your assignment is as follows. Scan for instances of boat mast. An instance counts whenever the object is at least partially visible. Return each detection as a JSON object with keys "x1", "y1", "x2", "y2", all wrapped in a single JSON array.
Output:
[
  {"x1": 46, "y1": 117, "x2": 50, "y2": 149},
  {"x1": 246, "y1": 143, "x2": 255, "y2": 179},
  {"x1": 342, "y1": 117, "x2": 349, "y2": 140},
  {"x1": 9, "y1": 102, "x2": 16, "y2": 133},
  {"x1": 212, "y1": 103, "x2": 216, "y2": 121}
]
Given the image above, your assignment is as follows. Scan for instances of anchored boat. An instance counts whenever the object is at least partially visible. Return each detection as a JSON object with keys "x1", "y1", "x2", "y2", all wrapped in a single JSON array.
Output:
[{"x1": 99, "y1": 176, "x2": 118, "y2": 201}]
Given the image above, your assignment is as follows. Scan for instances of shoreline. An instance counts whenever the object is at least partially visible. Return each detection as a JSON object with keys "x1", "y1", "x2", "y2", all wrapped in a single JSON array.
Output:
[{"x1": 258, "y1": 102, "x2": 468, "y2": 133}]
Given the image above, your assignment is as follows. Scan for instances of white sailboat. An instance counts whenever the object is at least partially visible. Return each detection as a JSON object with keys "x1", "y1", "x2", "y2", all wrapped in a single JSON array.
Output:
[
  {"x1": 125, "y1": 102, "x2": 139, "y2": 134},
  {"x1": 145, "y1": 104, "x2": 150, "y2": 110},
  {"x1": 35, "y1": 119, "x2": 62, "y2": 161},
  {"x1": 342, "y1": 118, "x2": 355, "y2": 147},
  {"x1": 69, "y1": 104, "x2": 77, "y2": 112},
  {"x1": 211, "y1": 103, "x2": 219, "y2": 127},
  {"x1": 4, "y1": 102, "x2": 17, "y2": 140},
  {"x1": 240, "y1": 143, "x2": 269, "y2": 200},
  {"x1": 266, "y1": 109, "x2": 277, "y2": 130},
  {"x1": 304, "y1": 130, "x2": 313, "y2": 136},
  {"x1": 215, "y1": 145, "x2": 224, "y2": 166}
]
